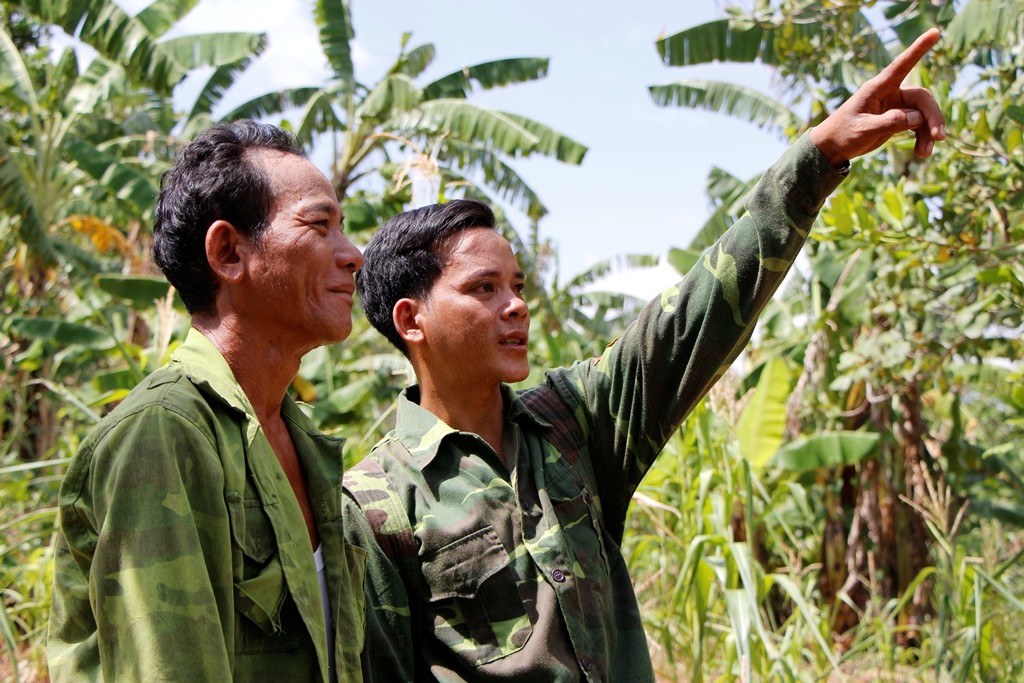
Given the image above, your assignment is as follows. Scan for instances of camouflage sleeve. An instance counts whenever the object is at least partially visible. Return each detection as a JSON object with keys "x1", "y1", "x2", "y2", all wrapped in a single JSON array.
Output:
[
  {"x1": 48, "y1": 406, "x2": 235, "y2": 681},
  {"x1": 548, "y1": 133, "x2": 846, "y2": 526},
  {"x1": 341, "y1": 490, "x2": 415, "y2": 683}
]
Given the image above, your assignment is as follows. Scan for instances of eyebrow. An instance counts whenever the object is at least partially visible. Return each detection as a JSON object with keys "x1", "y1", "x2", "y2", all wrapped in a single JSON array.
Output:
[
  {"x1": 301, "y1": 200, "x2": 341, "y2": 216},
  {"x1": 298, "y1": 200, "x2": 343, "y2": 225},
  {"x1": 465, "y1": 268, "x2": 525, "y2": 280}
]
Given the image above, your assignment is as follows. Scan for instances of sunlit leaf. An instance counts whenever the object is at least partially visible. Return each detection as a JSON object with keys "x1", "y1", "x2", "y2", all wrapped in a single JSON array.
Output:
[
  {"x1": 65, "y1": 139, "x2": 158, "y2": 215},
  {"x1": 667, "y1": 247, "x2": 701, "y2": 276},
  {"x1": 944, "y1": 0, "x2": 1024, "y2": 59},
  {"x1": 423, "y1": 57, "x2": 550, "y2": 100},
  {"x1": 772, "y1": 431, "x2": 881, "y2": 472},
  {"x1": 158, "y1": 32, "x2": 266, "y2": 71},
  {"x1": 92, "y1": 368, "x2": 140, "y2": 393},
  {"x1": 394, "y1": 100, "x2": 540, "y2": 156},
  {"x1": 25, "y1": 0, "x2": 185, "y2": 92},
  {"x1": 325, "y1": 376, "x2": 376, "y2": 414},
  {"x1": 133, "y1": 0, "x2": 200, "y2": 37},
  {"x1": 95, "y1": 274, "x2": 171, "y2": 305},
  {"x1": 498, "y1": 113, "x2": 588, "y2": 165},
  {"x1": 359, "y1": 73, "x2": 420, "y2": 120},
  {"x1": 7, "y1": 317, "x2": 112, "y2": 350},
  {"x1": 650, "y1": 80, "x2": 800, "y2": 139},
  {"x1": 737, "y1": 357, "x2": 793, "y2": 471},
  {"x1": 315, "y1": 0, "x2": 354, "y2": 86}
]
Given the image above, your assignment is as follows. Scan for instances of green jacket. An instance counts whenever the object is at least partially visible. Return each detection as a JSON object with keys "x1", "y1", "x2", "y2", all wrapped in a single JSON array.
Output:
[
  {"x1": 48, "y1": 329, "x2": 366, "y2": 682},
  {"x1": 343, "y1": 134, "x2": 846, "y2": 682}
]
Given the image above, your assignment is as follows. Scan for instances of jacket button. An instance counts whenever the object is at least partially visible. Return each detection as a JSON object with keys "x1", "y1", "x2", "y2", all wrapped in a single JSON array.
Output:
[
  {"x1": 551, "y1": 568, "x2": 566, "y2": 583},
  {"x1": 581, "y1": 656, "x2": 592, "y2": 671}
]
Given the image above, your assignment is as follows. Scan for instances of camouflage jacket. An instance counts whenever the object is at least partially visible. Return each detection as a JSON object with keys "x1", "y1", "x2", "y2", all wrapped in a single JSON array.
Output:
[
  {"x1": 48, "y1": 329, "x2": 367, "y2": 682},
  {"x1": 342, "y1": 134, "x2": 846, "y2": 682}
]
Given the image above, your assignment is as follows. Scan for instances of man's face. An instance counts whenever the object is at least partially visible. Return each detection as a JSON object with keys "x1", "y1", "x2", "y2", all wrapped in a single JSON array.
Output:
[
  {"x1": 242, "y1": 151, "x2": 363, "y2": 353},
  {"x1": 415, "y1": 228, "x2": 530, "y2": 388}
]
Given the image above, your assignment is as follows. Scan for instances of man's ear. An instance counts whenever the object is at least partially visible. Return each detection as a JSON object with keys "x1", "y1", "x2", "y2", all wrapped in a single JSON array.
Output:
[
  {"x1": 205, "y1": 220, "x2": 248, "y2": 284},
  {"x1": 393, "y1": 298, "x2": 425, "y2": 346}
]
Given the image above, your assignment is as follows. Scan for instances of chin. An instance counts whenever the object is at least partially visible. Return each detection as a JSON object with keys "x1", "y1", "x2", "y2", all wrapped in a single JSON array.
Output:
[
  {"x1": 505, "y1": 366, "x2": 531, "y2": 383},
  {"x1": 321, "y1": 323, "x2": 353, "y2": 345}
]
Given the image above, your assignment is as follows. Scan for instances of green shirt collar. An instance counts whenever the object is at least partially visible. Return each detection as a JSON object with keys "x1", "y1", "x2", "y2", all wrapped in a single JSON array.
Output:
[
  {"x1": 392, "y1": 384, "x2": 553, "y2": 469},
  {"x1": 170, "y1": 327, "x2": 256, "y2": 418},
  {"x1": 170, "y1": 328, "x2": 344, "y2": 495}
]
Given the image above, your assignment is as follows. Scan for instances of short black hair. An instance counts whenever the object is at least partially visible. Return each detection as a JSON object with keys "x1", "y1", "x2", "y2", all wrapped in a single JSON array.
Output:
[
  {"x1": 152, "y1": 120, "x2": 304, "y2": 314},
  {"x1": 358, "y1": 199, "x2": 496, "y2": 354}
]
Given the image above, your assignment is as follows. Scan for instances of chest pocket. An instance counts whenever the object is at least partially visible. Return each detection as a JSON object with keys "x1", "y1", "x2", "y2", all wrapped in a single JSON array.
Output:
[
  {"x1": 420, "y1": 525, "x2": 533, "y2": 665},
  {"x1": 552, "y1": 489, "x2": 612, "y2": 589},
  {"x1": 226, "y1": 492, "x2": 308, "y2": 654}
]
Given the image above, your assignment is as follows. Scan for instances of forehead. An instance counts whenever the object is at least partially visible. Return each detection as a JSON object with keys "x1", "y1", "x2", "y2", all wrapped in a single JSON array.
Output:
[
  {"x1": 250, "y1": 150, "x2": 338, "y2": 207},
  {"x1": 441, "y1": 228, "x2": 518, "y2": 268}
]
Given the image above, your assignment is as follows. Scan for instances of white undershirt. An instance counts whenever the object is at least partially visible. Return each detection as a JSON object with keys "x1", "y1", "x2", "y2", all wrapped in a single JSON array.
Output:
[{"x1": 314, "y1": 544, "x2": 336, "y2": 681}]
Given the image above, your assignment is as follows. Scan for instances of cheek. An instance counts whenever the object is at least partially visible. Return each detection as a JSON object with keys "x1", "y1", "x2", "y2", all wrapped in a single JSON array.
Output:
[{"x1": 434, "y1": 313, "x2": 481, "y2": 347}]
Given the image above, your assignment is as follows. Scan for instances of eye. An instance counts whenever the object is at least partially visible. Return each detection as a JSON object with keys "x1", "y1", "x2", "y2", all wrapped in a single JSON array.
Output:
[
  {"x1": 513, "y1": 282, "x2": 526, "y2": 295},
  {"x1": 478, "y1": 282, "x2": 495, "y2": 293}
]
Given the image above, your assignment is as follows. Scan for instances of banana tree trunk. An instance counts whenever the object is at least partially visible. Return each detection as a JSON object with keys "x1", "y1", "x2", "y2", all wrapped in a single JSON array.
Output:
[{"x1": 820, "y1": 381, "x2": 934, "y2": 646}]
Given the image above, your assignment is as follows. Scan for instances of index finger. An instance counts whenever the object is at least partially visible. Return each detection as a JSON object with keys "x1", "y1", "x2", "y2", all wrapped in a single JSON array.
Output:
[{"x1": 876, "y1": 28, "x2": 941, "y2": 86}]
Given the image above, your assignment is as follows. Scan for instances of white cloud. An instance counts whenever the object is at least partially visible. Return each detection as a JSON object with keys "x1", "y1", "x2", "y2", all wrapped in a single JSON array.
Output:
[
  {"x1": 588, "y1": 260, "x2": 680, "y2": 301},
  {"x1": 349, "y1": 39, "x2": 381, "y2": 75}
]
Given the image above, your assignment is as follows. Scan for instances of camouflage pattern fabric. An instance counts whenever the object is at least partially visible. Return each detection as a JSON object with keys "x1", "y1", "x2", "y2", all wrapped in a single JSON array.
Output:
[
  {"x1": 343, "y1": 133, "x2": 846, "y2": 682},
  {"x1": 48, "y1": 328, "x2": 366, "y2": 682}
]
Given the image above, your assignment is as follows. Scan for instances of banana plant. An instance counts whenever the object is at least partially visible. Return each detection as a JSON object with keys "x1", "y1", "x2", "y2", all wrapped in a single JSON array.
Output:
[
  {"x1": 228, "y1": 0, "x2": 588, "y2": 221},
  {"x1": 2, "y1": 0, "x2": 267, "y2": 272},
  {"x1": 650, "y1": 0, "x2": 1024, "y2": 670}
]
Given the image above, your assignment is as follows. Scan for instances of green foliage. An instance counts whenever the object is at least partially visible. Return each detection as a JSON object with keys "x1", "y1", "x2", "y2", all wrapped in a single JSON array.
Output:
[
  {"x1": 625, "y1": 399, "x2": 838, "y2": 681},
  {"x1": 736, "y1": 357, "x2": 793, "y2": 470},
  {"x1": 227, "y1": 4, "x2": 587, "y2": 221},
  {"x1": 647, "y1": 0, "x2": 1024, "y2": 678},
  {"x1": 772, "y1": 431, "x2": 881, "y2": 472},
  {"x1": 626, "y1": 389, "x2": 1024, "y2": 680},
  {"x1": 2, "y1": 1, "x2": 1023, "y2": 680},
  {"x1": 0, "y1": 458, "x2": 61, "y2": 680},
  {"x1": 649, "y1": 79, "x2": 801, "y2": 139}
]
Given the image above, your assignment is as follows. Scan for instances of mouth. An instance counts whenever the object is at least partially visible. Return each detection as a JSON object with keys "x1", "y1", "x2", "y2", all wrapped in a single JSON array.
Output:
[{"x1": 499, "y1": 333, "x2": 527, "y2": 347}]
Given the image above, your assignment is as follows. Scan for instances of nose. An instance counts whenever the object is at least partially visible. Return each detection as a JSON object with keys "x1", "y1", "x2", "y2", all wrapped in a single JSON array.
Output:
[
  {"x1": 336, "y1": 235, "x2": 364, "y2": 272},
  {"x1": 503, "y1": 289, "x2": 529, "y2": 320}
]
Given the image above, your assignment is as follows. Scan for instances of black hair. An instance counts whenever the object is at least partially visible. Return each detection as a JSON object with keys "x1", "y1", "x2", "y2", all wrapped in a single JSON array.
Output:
[
  {"x1": 152, "y1": 120, "x2": 304, "y2": 314},
  {"x1": 357, "y1": 199, "x2": 496, "y2": 354}
]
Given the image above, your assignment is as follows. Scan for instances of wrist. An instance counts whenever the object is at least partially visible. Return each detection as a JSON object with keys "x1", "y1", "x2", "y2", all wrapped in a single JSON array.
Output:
[
  {"x1": 809, "y1": 126, "x2": 851, "y2": 173},
  {"x1": 806, "y1": 126, "x2": 847, "y2": 167}
]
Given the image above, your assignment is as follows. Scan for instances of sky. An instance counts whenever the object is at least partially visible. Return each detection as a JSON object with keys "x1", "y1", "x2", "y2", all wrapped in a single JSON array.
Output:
[{"x1": 113, "y1": 0, "x2": 791, "y2": 298}]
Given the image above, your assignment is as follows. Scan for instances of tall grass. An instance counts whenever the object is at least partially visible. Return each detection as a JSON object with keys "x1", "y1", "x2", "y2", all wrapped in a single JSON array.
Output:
[
  {"x1": 625, "y1": 393, "x2": 1024, "y2": 682},
  {"x1": 1, "y1": 458, "x2": 65, "y2": 681},
  {"x1": 2, "y1": 367, "x2": 1022, "y2": 681}
]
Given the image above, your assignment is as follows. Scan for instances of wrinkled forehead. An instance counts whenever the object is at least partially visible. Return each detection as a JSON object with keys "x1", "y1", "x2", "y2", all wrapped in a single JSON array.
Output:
[{"x1": 249, "y1": 149, "x2": 339, "y2": 209}]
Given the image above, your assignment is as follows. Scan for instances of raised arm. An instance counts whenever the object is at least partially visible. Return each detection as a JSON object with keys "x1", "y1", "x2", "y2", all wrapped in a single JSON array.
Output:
[
  {"x1": 548, "y1": 31, "x2": 946, "y2": 530},
  {"x1": 810, "y1": 28, "x2": 946, "y2": 165}
]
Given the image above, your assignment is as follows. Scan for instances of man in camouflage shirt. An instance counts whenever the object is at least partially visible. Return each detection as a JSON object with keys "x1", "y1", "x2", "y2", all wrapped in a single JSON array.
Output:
[
  {"x1": 342, "y1": 31, "x2": 945, "y2": 682},
  {"x1": 48, "y1": 121, "x2": 367, "y2": 681}
]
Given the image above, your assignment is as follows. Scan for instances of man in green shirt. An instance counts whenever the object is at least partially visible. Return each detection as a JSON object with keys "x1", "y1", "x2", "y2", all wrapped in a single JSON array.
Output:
[
  {"x1": 342, "y1": 31, "x2": 945, "y2": 682},
  {"x1": 48, "y1": 121, "x2": 367, "y2": 681}
]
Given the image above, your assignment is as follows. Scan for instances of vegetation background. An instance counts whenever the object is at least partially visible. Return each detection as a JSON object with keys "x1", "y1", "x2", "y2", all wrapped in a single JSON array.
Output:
[{"x1": 2, "y1": 0, "x2": 1022, "y2": 680}]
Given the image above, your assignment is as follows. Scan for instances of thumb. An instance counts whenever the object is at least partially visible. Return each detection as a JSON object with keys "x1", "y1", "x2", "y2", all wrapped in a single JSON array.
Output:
[{"x1": 874, "y1": 108, "x2": 924, "y2": 136}]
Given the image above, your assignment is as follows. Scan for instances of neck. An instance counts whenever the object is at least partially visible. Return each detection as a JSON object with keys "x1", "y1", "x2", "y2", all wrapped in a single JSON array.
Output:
[
  {"x1": 416, "y1": 378, "x2": 508, "y2": 464},
  {"x1": 192, "y1": 314, "x2": 302, "y2": 425}
]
